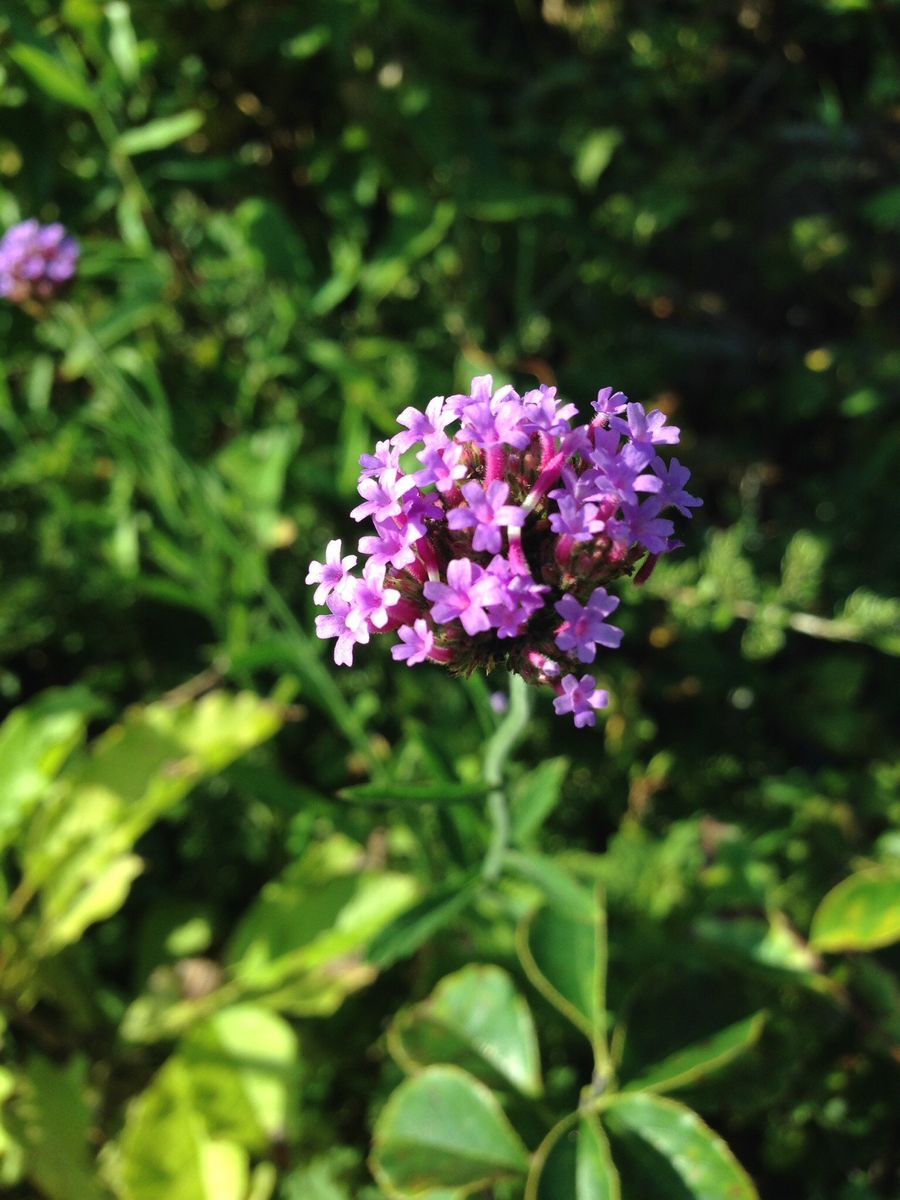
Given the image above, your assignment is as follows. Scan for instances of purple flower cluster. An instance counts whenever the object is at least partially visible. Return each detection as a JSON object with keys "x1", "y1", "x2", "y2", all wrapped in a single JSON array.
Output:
[
  {"x1": 0, "y1": 220, "x2": 79, "y2": 306},
  {"x1": 309, "y1": 376, "x2": 700, "y2": 728}
]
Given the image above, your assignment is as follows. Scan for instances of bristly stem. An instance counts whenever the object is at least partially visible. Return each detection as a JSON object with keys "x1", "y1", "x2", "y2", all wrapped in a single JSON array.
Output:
[{"x1": 481, "y1": 673, "x2": 532, "y2": 881}]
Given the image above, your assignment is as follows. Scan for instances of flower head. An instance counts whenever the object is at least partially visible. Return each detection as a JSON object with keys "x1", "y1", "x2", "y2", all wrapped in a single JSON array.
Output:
[
  {"x1": 0, "y1": 220, "x2": 79, "y2": 307},
  {"x1": 309, "y1": 376, "x2": 700, "y2": 726}
]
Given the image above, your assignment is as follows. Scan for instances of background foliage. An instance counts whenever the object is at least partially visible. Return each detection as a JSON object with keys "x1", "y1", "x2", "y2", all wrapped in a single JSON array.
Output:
[{"x1": 1, "y1": 1, "x2": 899, "y2": 1197}]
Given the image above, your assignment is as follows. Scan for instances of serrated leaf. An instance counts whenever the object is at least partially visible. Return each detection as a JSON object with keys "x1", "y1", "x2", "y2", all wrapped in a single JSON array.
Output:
[
  {"x1": 604, "y1": 1093, "x2": 758, "y2": 1200},
  {"x1": 115, "y1": 110, "x2": 206, "y2": 156},
  {"x1": 9, "y1": 44, "x2": 95, "y2": 110},
  {"x1": 391, "y1": 965, "x2": 541, "y2": 1096},
  {"x1": 623, "y1": 1013, "x2": 766, "y2": 1094},
  {"x1": 371, "y1": 1066, "x2": 529, "y2": 1195},
  {"x1": 810, "y1": 868, "x2": 900, "y2": 952}
]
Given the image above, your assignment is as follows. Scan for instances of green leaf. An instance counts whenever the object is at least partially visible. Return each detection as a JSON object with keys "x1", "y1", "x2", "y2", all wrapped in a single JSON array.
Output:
[
  {"x1": 604, "y1": 1093, "x2": 758, "y2": 1200},
  {"x1": 623, "y1": 1013, "x2": 766, "y2": 1095},
  {"x1": 337, "y1": 780, "x2": 491, "y2": 807},
  {"x1": 115, "y1": 110, "x2": 206, "y2": 156},
  {"x1": 529, "y1": 1113, "x2": 621, "y2": 1200},
  {"x1": 227, "y1": 834, "x2": 418, "y2": 1011},
  {"x1": 8, "y1": 44, "x2": 95, "y2": 110},
  {"x1": 574, "y1": 129, "x2": 623, "y2": 189},
  {"x1": 503, "y1": 850, "x2": 594, "y2": 921},
  {"x1": 390, "y1": 965, "x2": 541, "y2": 1096},
  {"x1": 5, "y1": 1056, "x2": 106, "y2": 1200},
  {"x1": 179, "y1": 1005, "x2": 300, "y2": 1151},
  {"x1": 106, "y1": 1, "x2": 140, "y2": 83},
  {"x1": 694, "y1": 913, "x2": 821, "y2": 980},
  {"x1": 368, "y1": 876, "x2": 480, "y2": 970},
  {"x1": 117, "y1": 1060, "x2": 248, "y2": 1200},
  {"x1": 371, "y1": 1066, "x2": 529, "y2": 1195},
  {"x1": 510, "y1": 757, "x2": 570, "y2": 844},
  {"x1": 0, "y1": 687, "x2": 97, "y2": 854},
  {"x1": 810, "y1": 868, "x2": 900, "y2": 952},
  {"x1": 21, "y1": 691, "x2": 282, "y2": 954},
  {"x1": 517, "y1": 892, "x2": 607, "y2": 1058}
]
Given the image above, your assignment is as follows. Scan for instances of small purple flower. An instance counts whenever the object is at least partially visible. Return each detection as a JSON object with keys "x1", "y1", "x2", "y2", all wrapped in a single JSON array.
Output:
[
  {"x1": 391, "y1": 619, "x2": 435, "y2": 665},
  {"x1": 592, "y1": 387, "x2": 628, "y2": 416},
  {"x1": 305, "y1": 539, "x2": 358, "y2": 605},
  {"x1": 350, "y1": 468, "x2": 416, "y2": 523},
  {"x1": 651, "y1": 457, "x2": 702, "y2": 517},
  {"x1": 553, "y1": 673, "x2": 609, "y2": 728},
  {"x1": 359, "y1": 440, "x2": 401, "y2": 479},
  {"x1": 447, "y1": 480, "x2": 526, "y2": 554},
  {"x1": 0, "y1": 219, "x2": 80, "y2": 305},
  {"x1": 345, "y1": 560, "x2": 400, "y2": 631},
  {"x1": 392, "y1": 396, "x2": 454, "y2": 453},
  {"x1": 610, "y1": 402, "x2": 680, "y2": 447},
  {"x1": 520, "y1": 386, "x2": 578, "y2": 437},
  {"x1": 358, "y1": 519, "x2": 419, "y2": 569},
  {"x1": 554, "y1": 589, "x2": 623, "y2": 663},
  {"x1": 486, "y1": 556, "x2": 548, "y2": 638},
  {"x1": 315, "y1": 594, "x2": 371, "y2": 666},
  {"x1": 424, "y1": 559, "x2": 502, "y2": 635},
  {"x1": 611, "y1": 499, "x2": 675, "y2": 554},
  {"x1": 461, "y1": 394, "x2": 531, "y2": 451},
  {"x1": 415, "y1": 439, "x2": 467, "y2": 493},
  {"x1": 549, "y1": 494, "x2": 602, "y2": 541}
]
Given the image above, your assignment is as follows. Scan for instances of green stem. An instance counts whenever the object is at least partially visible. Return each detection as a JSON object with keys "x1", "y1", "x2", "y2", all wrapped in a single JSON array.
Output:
[{"x1": 481, "y1": 674, "x2": 532, "y2": 882}]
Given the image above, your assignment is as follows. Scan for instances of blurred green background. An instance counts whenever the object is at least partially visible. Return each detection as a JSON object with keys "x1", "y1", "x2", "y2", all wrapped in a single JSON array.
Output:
[{"x1": 0, "y1": 1, "x2": 899, "y2": 1198}]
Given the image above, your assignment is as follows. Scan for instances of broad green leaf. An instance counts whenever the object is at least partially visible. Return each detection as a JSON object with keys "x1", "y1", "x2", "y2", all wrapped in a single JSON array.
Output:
[
  {"x1": 371, "y1": 1066, "x2": 529, "y2": 1195},
  {"x1": 338, "y1": 780, "x2": 491, "y2": 807},
  {"x1": 510, "y1": 756, "x2": 570, "y2": 844},
  {"x1": 368, "y1": 875, "x2": 480, "y2": 969},
  {"x1": 115, "y1": 110, "x2": 206, "y2": 156},
  {"x1": 0, "y1": 687, "x2": 97, "y2": 853},
  {"x1": 517, "y1": 893, "x2": 607, "y2": 1058},
  {"x1": 117, "y1": 1060, "x2": 248, "y2": 1200},
  {"x1": 5, "y1": 1055, "x2": 105, "y2": 1200},
  {"x1": 8, "y1": 44, "x2": 95, "y2": 110},
  {"x1": 21, "y1": 691, "x2": 282, "y2": 953},
  {"x1": 528, "y1": 1113, "x2": 621, "y2": 1200},
  {"x1": 623, "y1": 1013, "x2": 766, "y2": 1094},
  {"x1": 574, "y1": 129, "x2": 623, "y2": 189},
  {"x1": 179, "y1": 1005, "x2": 299, "y2": 1150},
  {"x1": 390, "y1": 965, "x2": 541, "y2": 1096},
  {"x1": 604, "y1": 1093, "x2": 758, "y2": 1200},
  {"x1": 227, "y1": 834, "x2": 418, "y2": 1009},
  {"x1": 810, "y1": 868, "x2": 900, "y2": 952}
]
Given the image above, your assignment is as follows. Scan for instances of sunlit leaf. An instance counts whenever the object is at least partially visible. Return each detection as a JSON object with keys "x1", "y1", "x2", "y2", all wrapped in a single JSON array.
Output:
[
  {"x1": 390, "y1": 964, "x2": 541, "y2": 1096},
  {"x1": 605, "y1": 1093, "x2": 758, "y2": 1200},
  {"x1": 810, "y1": 868, "x2": 900, "y2": 952},
  {"x1": 371, "y1": 1066, "x2": 529, "y2": 1194},
  {"x1": 115, "y1": 110, "x2": 206, "y2": 156},
  {"x1": 8, "y1": 44, "x2": 95, "y2": 109}
]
